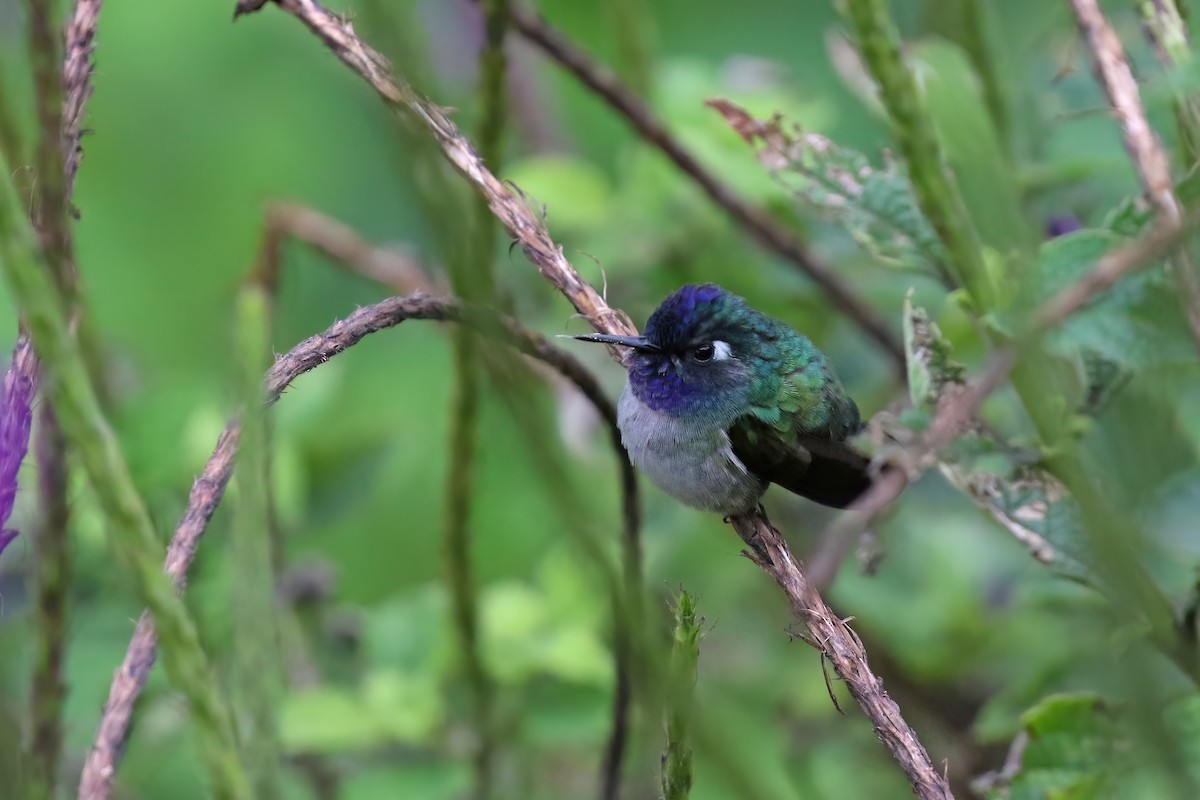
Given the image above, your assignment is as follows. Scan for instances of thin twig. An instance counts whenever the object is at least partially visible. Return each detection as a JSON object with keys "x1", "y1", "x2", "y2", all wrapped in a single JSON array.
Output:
[
  {"x1": 1070, "y1": 0, "x2": 1200, "y2": 354},
  {"x1": 28, "y1": 0, "x2": 73, "y2": 289},
  {"x1": 603, "y1": 404, "x2": 644, "y2": 800},
  {"x1": 477, "y1": 0, "x2": 510, "y2": 178},
  {"x1": 445, "y1": 335, "x2": 493, "y2": 800},
  {"x1": 258, "y1": 202, "x2": 434, "y2": 293},
  {"x1": 508, "y1": 4, "x2": 905, "y2": 373},
  {"x1": 78, "y1": 293, "x2": 634, "y2": 798}
]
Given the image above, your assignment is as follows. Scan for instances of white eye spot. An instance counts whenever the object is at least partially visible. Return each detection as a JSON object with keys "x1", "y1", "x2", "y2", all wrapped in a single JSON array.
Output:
[{"x1": 712, "y1": 340, "x2": 733, "y2": 361}]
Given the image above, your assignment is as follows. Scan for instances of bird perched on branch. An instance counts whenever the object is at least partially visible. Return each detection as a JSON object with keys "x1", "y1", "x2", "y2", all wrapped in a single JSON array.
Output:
[{"x1": 572, "y1": 283, "x2": 871, "y2": 514}]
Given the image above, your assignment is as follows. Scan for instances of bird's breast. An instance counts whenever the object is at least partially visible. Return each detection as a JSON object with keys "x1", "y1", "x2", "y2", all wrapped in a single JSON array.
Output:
[{"x1": 616, "y1": 387, "x2": 765, "y2": 514}]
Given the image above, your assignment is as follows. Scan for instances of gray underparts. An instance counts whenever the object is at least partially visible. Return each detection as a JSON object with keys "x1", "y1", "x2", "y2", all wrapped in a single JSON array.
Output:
[{"x1": 617, "y1": 388, "x2": 765, "y2": 514}]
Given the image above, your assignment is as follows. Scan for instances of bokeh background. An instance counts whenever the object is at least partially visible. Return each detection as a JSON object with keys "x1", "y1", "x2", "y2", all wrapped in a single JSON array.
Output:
[{"x1": 2, "y1": 0, "x2": 1200, "y2": 798}]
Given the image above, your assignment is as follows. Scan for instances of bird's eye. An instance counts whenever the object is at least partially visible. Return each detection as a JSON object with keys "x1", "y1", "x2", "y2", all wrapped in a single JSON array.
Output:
[{"x1": 692, "y1": 344, "x2": 715, "y2": 362}]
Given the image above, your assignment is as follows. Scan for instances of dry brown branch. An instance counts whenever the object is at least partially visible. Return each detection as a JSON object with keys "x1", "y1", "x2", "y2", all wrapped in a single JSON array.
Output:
[
  {"x1": 728, "y1": 512, "x2": 953, "y2": 800},
  {"x1": 79, "y1": 293, "x2": 632, "y2": 799},
  {"x1": 256, "y1": 202, "x2": 435, "y2": 293},
  {"x1": 1069, "y1": 0, "x2": 1200, "y2": 351},
  {"x1": 975, "y1": 497, "x2": 1056, "y2": 565},
  {"x1": 508, "y1": 4, "x2": 905, "y2": 373}
]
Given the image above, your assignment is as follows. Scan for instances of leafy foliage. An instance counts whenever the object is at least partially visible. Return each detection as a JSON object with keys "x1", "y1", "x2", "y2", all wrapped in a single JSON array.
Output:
[
  {"x1": 5, "y1": 2, "x2": 1200, "y2": 799},
  {"x1": 709, "y1": 99, "x2": 947, "y2": 279}
]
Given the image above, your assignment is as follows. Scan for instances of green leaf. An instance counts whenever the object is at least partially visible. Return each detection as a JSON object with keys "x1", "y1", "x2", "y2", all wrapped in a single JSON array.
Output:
[
  {"x1": 903, "y1": 293, "x2": 966, "y2": 410},
  {"x1": 938, "y1": 442, "x2": 1094, "y2": 584},
  {"x1": 979, "y1": 694, "x2": 1116, "y2": 800}
]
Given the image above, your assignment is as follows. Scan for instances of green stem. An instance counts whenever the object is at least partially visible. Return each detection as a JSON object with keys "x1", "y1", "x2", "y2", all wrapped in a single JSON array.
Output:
[
  {"x1": 0, "y1": 156, "x2": 251, "y2": 800},
  {"x1": 839, "y1": 0, "x2": 995, "y2": 311},
  {"x1": 445, "y1": 329, "x2": 494, "y2": 800},
  {"x1": 232, "y1": 283, "x2": 284, "y2": 800},
  {"x1": 662, "y1": 589, "x2": 701, "y2": 800}
]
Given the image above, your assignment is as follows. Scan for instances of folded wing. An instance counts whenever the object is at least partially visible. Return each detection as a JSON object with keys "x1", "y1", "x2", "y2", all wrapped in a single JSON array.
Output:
[{"x1": 729, "y1": 418, "x2": 872, "y2": 508}]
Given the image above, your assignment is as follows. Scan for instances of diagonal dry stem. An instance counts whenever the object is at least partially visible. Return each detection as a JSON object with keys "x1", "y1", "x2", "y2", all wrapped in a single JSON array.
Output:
[{"x1": 1069, "y1": 0, "x2": 1200, "y2": 354}]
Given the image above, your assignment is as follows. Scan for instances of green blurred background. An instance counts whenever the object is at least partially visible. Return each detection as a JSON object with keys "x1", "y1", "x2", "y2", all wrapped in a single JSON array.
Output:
[{"x1": 2, "y1": 0, "x2": 1198, "y2": 798}]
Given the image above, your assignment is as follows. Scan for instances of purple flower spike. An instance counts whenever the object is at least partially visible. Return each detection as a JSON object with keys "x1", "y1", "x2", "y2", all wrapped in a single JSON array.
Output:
[{"x1": 0, "y1": 335, "x2": 38, "y2": 557}]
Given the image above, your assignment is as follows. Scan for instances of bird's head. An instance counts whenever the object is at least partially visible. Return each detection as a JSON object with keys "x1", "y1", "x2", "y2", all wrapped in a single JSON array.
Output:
[{"x1": 573, "y1": 284, "x2": 760, "y2": 423}]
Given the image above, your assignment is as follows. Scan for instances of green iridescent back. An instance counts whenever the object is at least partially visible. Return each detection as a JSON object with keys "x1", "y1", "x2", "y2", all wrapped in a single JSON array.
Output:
[{"x1": 729, "y1": 307, "x2": 861, "y2": 443}]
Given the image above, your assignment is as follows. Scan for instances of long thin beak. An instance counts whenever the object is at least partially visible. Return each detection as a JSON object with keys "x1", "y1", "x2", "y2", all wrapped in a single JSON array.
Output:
[{"x1": 565, "y1": 333, "x2": 661, "y2": 352}]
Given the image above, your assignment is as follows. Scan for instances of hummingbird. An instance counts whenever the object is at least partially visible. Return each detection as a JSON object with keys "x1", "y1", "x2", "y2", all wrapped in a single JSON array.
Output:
[{"x1": 572, "y1": 283, "x2": 871, "y2": 514}]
